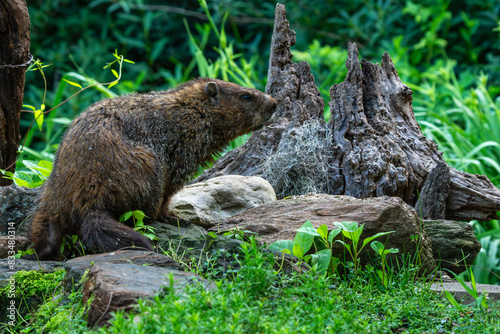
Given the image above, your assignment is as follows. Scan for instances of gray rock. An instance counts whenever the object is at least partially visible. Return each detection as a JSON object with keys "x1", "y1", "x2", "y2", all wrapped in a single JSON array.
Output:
[
  {"x1": 0, "y1": 185, "x2": 38, "y2": 236},
  {"x1": 430, "y1": 280, "x2": 500, "y2": 304},
  {"x1": 211, "y1": 194, "x2": 437, "y2": 273},
  {"x1": 0, "y1": 258, "x2": 62, "y2": 288},
  {"x1": 63, "y1": 250, "x2": 182, "y2": 287},
  {"x1": 424, "y1": 220, "x2": 481, "y2": 275},
  {"x1": 83, "y1": 261, "x2": 214, "y2": 327},
  {"x1": 0, "y1": 235, "x2": 30, "y2": 258},
  {"x1": 169, "y1": 175, "x2": 276, "y2": 228}
]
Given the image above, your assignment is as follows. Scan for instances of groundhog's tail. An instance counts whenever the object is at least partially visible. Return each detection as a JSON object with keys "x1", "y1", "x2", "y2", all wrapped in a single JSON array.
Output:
[{"x1": 80, "y1": 212, "x2": 154, "y2": 252}]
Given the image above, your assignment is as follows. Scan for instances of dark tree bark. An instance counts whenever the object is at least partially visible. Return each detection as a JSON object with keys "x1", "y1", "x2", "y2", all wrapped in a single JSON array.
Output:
[
  {"x1": 328, "y1": 43, "x2": 500, "y2": 221},
  {"x1": 195, "y1": 3, "x2": 324, "y2": 182},
  {"x1": 0, "y1": 0, "x2": 30, "y2": 186}
]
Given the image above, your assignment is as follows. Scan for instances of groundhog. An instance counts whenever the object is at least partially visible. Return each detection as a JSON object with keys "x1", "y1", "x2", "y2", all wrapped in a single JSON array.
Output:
[{"x1": 27, "y1": 78, "x2": 277, "y2": 260}]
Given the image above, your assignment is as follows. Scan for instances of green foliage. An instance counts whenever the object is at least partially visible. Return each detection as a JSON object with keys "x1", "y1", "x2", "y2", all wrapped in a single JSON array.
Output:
[
  {"x1": 19, "y1": 51, "x2": 135, "y2": 165},
  {"x1": 100, "y1": 243, "x2": 500, "y2": 333},
  {"x1": 22, "y1": 0, "x2": 500, "y2": 284},
  {"x1": 332, "y1": 221, "x2": 395, "y2": 274},
  {"x1": 370, "y1": 241, "x2": 400, "y2": 288},
  {"x1": 0, "y1": 270, "x2": 89, "y2": 333},
  {"x1": 1, "y1": 160, "x2": 53, "y2": 188},
  {"x1": 119, "y1": 210, "x2": 158, "y2": 241},
  {"x1": 445, "y1": 267, "x2": 489, "y2": 312},
  {"x1": 0, "y1": 270, "x2": 64, "y2": 300},
  {"x1": 269, "y1": 220, "x2": 396, "y2": 278}
]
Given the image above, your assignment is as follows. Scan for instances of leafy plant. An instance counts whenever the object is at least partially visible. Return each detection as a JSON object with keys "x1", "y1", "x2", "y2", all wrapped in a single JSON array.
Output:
[
  {"x1": 332, "y1": 221, "x2": 395, "y2": 274},
  {"x1": 269, "y1": 220, "x2": 337, "y2": 277},
  {"x1": 269, "y1": 220, "x2": 396, "y2": 278},
  {"x1": 19, "y1": 51, "x2": 135, "y2": 165},
  {"x1": 1, "y1": 160, "x2": 53, "y2": 188},
  {"x1": 119, "y1": 210, "x2": 158, "y2": 241},
  {"x1": 370, "y1": 240, "x2": 399, "y2": 288},
  {"x1": 444, "y1": 267, "x2": 489, "y2": 312}
]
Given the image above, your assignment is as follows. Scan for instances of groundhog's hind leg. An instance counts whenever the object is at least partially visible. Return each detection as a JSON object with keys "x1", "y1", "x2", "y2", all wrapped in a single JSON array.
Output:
[{"x1": 80, "y1": 212, "x2": 153, "y2": 252}]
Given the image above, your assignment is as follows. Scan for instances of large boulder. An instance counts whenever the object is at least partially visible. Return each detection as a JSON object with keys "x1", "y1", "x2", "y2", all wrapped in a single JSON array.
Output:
[
  {"x1": 211, "y1": 194, "x2": 438, "y2": 272},
  {"x1": 169, "y1": 175, "x2": 276, "y2": 228},
  {"x1": 82, "y1": 255, "x2": 214, "y2": 327}
]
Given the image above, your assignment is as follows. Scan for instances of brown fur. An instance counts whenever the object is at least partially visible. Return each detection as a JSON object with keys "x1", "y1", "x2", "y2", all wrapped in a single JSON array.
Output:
[{"x1": 28, "y1": 78, "x2": 277, "y2": 260}]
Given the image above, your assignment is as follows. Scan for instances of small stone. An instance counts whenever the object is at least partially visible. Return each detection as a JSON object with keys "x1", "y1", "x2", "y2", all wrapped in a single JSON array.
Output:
[{"x1": 169, "y1": 175, "x2": 276, "y2": 228}]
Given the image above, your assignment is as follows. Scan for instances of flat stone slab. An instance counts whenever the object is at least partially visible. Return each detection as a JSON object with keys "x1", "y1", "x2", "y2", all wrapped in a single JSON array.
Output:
[
  {"x1": 0, "y1": 259, "x2": 63, "y2": 287},
  {"x1": 431, "y1": 281, "x2": 500, "y2": 304},
  {"x1": 83, "y1": 261, "x2": 214, "y2": 327}
]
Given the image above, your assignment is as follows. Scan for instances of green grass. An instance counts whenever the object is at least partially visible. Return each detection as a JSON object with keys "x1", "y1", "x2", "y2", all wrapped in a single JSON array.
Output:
[
  {"x1": 5, "y1": 241, "x2": 500, "y2": 333},
  {"x1": 99, "y1": 243, "x2": 500, "y2": 333}
]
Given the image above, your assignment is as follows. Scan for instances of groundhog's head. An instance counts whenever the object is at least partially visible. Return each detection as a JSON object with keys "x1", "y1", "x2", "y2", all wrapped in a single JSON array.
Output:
[{"x1": 202, "y1": 78, "x2": 277, "y2": 135}]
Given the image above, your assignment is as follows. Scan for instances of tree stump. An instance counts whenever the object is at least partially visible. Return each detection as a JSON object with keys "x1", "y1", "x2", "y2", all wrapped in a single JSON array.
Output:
[
  {"x1": 195, "y1": 3, "x2": 324, "y2": 182},
  {"x1": 195, "y1": 3, "x2": 500, "y2": 222},
  {"x1": 0, "y1": 0, "x2": 31, "y2": 186},
  {"x1": 328, "y1": 42, "x2": 500, "y2": 221}
]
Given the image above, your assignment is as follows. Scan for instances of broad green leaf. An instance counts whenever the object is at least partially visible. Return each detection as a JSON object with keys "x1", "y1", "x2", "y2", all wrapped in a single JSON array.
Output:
[
  {"x1": 111, "y1": 69, "x2": 119, "y2": 78},
  {"x1": 37, "y1": 160, "x2": 53, "y2": 177},
  {"x1": 333, "y1": 221, "x2": 359, "y2": 232},
  {"x1": 292, "y1": 243, "x2": 304, "y2": 259},
  {"x1": 296, "y1": 226, "x2": 321, "y2": 237},
  {"x1": 268, "y1": 240, "x2": 294, "y2": 255},
  {"x1": 119, "y1": 211, "x2": 134, "y2": 222},
  {"x1": 370, "y1": 241, "x2": 398, "y2": 255},
  {"x1": 13, "y1": 172, "x2": 33, "y2": 187},
  {"x1": 63, "y1": 79, "x2": 83, "y2": 89},
  {"x1": 34, "y1": 108, "x2": 44, "y2": 131},
  {"x1": 370, "y1": 240, "x2": 385, "y2": 255},
  {"x1": 23, "y1": 160, "x2": 53, "y2": 179},
  {"x1": 327, "y1": 228, "x2": 341, "y2": 244},
  {"x1": 317, "y1": 225, "x2": 328, "y2": 239},
  {"x1": 362, "y1": 231, "x2": 395, "y2": 248},
  {"x1": 132, "y1": 210, "x2": 147, "y2": 221},
  {"x1": 310, "y1": 249, "x2": 332, "y2": 277},
  {"x1": 294, "y1": 230, "x2": 314, "y2": 255},
  {"x1": 108, "y1": 80, "x2": 118, "y2": 89}
]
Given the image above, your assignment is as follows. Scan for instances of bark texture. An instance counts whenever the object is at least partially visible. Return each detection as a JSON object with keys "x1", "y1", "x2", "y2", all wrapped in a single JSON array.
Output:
[
  {"x1": 195, "y1": 3, "x2": 324, "y2": 182},
  {"x1": 328, "y1": 43, "x2": 500, "y2": 221},
  {"x1": 0, "y1": 0, "x2": 30, "y2": 186}
]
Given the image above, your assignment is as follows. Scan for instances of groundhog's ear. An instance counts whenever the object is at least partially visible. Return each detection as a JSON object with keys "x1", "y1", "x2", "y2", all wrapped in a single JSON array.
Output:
[{"x1": 205, "y1": 82, "x2": 220, "y2": 105}]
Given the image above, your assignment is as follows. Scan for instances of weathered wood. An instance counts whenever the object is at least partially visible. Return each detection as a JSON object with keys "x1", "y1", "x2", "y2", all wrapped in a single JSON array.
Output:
[
  {"x1": 0, "y1": 0, "x2": 30, "y2": 186},
  {"x1": 328, "y1": 42, "x2": 500, "y2": 221},
  {"x1": 328, "y1": 43, "x2": 443, "y2": 203},
  {"x1": 415, "y1": 161, "x2": 450, "y2": 219},
  {"x1": 194, "y1": 3, "x2": 324, "y2": 182},
  {"x1": 447, "y1": 168, "x2": 500, "y2": 221}
]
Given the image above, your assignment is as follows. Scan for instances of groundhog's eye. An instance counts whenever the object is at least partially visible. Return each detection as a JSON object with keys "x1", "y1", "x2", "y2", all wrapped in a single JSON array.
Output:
[{"x1": 240, "y1": 93, "x2": 253, "y2": 101}]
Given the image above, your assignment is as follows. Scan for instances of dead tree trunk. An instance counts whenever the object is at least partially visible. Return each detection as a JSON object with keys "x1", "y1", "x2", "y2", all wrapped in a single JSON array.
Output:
[
  {"x1": 194, "y1": 3, "x2": 500, "y2": 222},
  {"x1": 0, "y1": 0, "x2": 30, "y2": 186},
  {"x1": 328, "y1": 42, "x2": 500, "y2": 221},
  {"x1": 195, "y1": 3, "x2": 324, "y2": 182}
]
